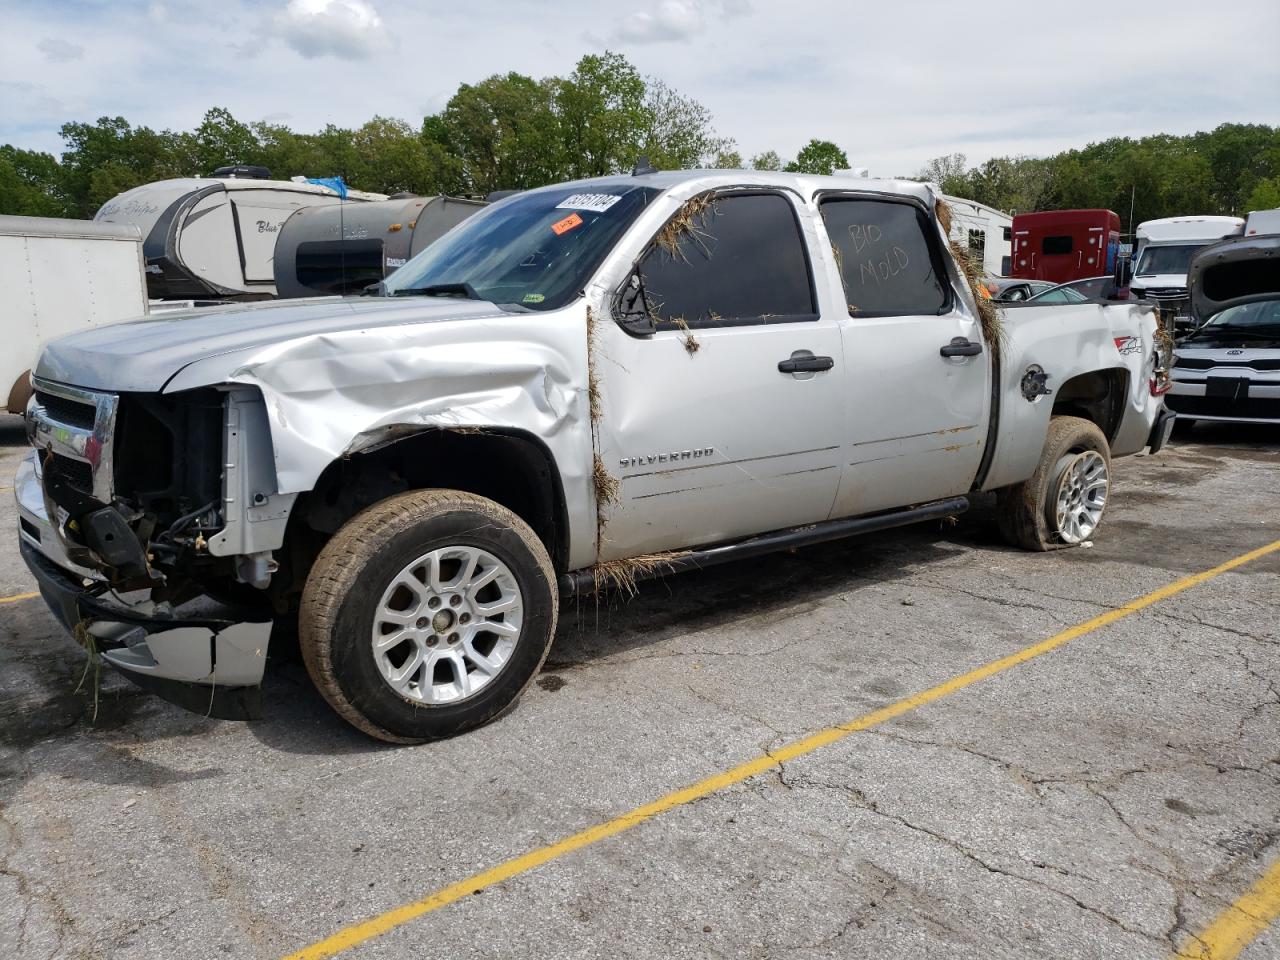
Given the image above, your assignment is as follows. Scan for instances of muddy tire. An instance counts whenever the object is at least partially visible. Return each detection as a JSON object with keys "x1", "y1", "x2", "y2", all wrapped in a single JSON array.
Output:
[
  {"x1": 995, "y1": 416, "x2": 1112, "y2": 552},
  {"x1": 299, "y1": 489, "x2": 557, "y2": 743}
]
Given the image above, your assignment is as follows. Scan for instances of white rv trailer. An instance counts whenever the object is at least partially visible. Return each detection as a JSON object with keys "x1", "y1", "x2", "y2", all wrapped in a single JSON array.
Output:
[
  {"x1": 941, "y1": 194, "x2": 1013, "y2": 277},
  {"x1": 1245, "y1": 208, "x2": 1280, "y2": 236},
  {"x1": 0, "y1": 215, "x2": 149, "y2": 412},
  {"x1": 1132, "y1": 215, "x2": 1246, "y2": 329},
  {"x1": 94, "y1": 171, "x2": 386, "y2": 300}
]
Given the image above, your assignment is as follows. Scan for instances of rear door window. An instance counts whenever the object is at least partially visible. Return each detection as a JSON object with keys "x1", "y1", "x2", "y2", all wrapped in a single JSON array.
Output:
[
  {"x1": 637, "y1": 192, "x2": 817, "y2": 327},
  {"x1": 820, "y1": 197, "x2": 949, "y2": 317}
]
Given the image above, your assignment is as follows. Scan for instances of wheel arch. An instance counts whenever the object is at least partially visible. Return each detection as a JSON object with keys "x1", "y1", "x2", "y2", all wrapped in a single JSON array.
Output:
[
  {"x1": 1050, "y1": 367, "x2": 1129, "y2": 445},
  {"x1": 275, "y1": 427, "x2": 570, "y2": 605}
]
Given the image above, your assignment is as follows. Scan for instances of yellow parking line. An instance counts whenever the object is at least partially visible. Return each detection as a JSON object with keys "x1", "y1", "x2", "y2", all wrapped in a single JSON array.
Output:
[
  {"x1": 283, "y1": 538, "x2": 1280, "y2": 960},
  {"x1": 0, "y1": 591, "x2": 38, "y2": 605},
  {"x1": 1175, "y1": 857, "x2": 1280, "y2": 959}
]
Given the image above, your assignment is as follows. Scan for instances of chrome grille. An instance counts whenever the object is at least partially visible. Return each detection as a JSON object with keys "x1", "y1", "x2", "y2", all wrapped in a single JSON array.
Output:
[{"x1": 26, "y1": 378, "x2": 119, "y2": 504}]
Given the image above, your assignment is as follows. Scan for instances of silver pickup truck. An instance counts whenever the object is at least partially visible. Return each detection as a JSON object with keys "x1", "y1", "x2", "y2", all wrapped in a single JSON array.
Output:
[{"x1": 16, "y1": 171, "x2": 1174, "y2": 742}]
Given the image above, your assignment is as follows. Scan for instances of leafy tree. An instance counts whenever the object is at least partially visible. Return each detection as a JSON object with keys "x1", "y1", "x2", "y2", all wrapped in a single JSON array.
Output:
[
  {"x1": 554, "y1": 52, "x2": 649, "y2": 179},
  {"x1": 433, "y1": 72, "x2": 561, "y2": 194},
  {"x1": 1246, "y1": 175, "x2": 1280, "y2": 212},
  {"x1": 0, "y1": 146, "x2": 66, "y2": 216},
  {"x1": 641, "y1": 79, "x2": 728, "y2": 170},
  {"x1": 713, "y1": 147, "x2": 744, "y2": 169},
  {"x1": 749, "y1": 150, "x2": 784, "y2": 171},
  {"x1": 785, "y1": 139, "x2": 849, "y2": 176}
]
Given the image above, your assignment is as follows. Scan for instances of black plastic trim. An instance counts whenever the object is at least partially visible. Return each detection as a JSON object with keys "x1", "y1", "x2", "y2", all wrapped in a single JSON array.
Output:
[{"x1": 560, "y1": 496, "x2": 970, "y2": 594}]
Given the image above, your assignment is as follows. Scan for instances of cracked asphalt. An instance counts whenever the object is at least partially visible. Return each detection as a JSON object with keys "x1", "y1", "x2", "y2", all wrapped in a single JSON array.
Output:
[{"x1": 1, "y1": 415, "x2": 1278, "y2": 960}]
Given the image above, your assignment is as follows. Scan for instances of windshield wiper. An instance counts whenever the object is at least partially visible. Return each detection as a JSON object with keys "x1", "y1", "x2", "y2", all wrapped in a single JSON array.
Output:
[{"x1": 390, "y1": 282, "x2": 484, "y2": 301}]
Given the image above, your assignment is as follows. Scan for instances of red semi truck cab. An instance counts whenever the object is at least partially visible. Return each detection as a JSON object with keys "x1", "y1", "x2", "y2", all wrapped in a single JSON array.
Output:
[{"x1": 1010, "y1": 209, "x2": 1122, "y2": 284}]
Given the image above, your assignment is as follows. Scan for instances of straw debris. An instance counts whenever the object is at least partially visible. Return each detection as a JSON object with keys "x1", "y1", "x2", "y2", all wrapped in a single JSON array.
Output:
[
  {"x1": 671, "y1": 316, "x2": 701, "y2": 355},
  {"x1": 655, "y1": 193, "x2": 717, "y2": 261},
  {"x1": 72, "y1": 619, "x2": 101, "y2": 722},
  {"x1": 589, "y1": 551, "x2": 692, "y2": 597},
  {"x1": 937, "y1": 198, "x2": 1005, "y2": 359}
]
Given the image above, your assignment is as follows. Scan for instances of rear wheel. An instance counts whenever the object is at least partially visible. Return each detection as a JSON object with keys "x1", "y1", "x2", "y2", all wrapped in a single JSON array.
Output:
[
  {"x1": 299, "y1": 489, "x2": 557, "y2": 743},
  {"x1": 996, "y1": 416, "x2": 1112, "y2": 551}
]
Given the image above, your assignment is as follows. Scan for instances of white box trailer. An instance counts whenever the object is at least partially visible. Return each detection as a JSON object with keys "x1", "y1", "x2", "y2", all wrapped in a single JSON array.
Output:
[
  {"x1": 941, "y1": 194, "x2": 1013, "y2": 277},
  {"x1": 0, "y1": 215, "x2": 148, "y2": 412},
  {"x1": 94, "y1": 171, "x2": 386, "y2": 301}
]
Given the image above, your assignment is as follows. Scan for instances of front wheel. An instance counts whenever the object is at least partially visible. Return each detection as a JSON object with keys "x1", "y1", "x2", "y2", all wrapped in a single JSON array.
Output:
[
  {"x1": 299, "y1": 490, "x2": 558, "y2": 743},
  {"x1": 996, "y1": 416, "x2": 1112, "y2": 551}
]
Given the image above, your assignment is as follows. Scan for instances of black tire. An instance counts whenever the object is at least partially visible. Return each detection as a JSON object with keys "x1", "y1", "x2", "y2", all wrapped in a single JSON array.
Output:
[
  {"x1": 995, "y1": 416, "x2": 1112, "y2": 552},
  {"x1": 299, "y1": 489, "x2": 557, "y2": 743}
]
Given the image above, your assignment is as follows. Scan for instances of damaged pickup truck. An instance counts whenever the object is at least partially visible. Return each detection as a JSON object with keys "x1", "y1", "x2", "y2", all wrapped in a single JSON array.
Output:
[{"x1": 17, "y1": 171, "x2": 1175, "y2": 742}]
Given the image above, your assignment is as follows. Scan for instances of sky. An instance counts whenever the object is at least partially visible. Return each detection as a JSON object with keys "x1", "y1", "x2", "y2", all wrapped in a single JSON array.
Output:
[{"x1": 3, "y1": 0, "x2": 1279, "y2": 179}]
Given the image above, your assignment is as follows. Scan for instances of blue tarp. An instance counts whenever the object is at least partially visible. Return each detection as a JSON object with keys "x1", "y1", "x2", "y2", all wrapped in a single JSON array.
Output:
[{"x1": 306, "y1": 176, "x2": 348, "y2": 199}]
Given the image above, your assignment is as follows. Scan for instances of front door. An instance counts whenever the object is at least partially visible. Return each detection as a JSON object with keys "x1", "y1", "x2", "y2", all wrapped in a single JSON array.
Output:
[
  {"x1": 593, "y1": 191, "x2": 845, "y2": 560},
  {"x1": 818, "y1": 194, "x2": 991, "y2": 517}
]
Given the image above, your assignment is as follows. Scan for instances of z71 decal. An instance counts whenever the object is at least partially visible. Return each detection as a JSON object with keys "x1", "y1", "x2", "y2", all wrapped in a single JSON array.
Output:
[{"x1": 1114, "y1": 336, "x2": 1142, "y2": 356}]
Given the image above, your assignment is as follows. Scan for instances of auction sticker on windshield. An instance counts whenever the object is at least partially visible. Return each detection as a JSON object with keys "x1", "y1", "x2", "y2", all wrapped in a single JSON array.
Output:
[
  {"x1": 551, "y1": 212, "x2": 584, "y2": 235},
  {"x1": 556, "y1": 193, "x2": 622, "y2": 213}
]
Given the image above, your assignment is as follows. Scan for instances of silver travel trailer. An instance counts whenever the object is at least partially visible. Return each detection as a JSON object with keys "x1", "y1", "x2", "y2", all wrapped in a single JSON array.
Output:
[
  {"x1": 272, "y1": 195, "x2": 485, "y2": 298},
  {"x1": 93, "y1": 168, "x2": 386, "y2": 300}
]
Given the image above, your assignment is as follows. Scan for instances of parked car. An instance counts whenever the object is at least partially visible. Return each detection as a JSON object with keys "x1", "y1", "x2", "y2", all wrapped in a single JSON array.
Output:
[
  {"x1": 17, "y1": 170, "x2": 1172, "y2": 742},
  {"x1": 1026, "y1": 276, "x2": 1114, "y2": 304},
  {"x1": 1166, "y1": 234, "x2": 1280, "y2": 424},
  {"x1": 985, "y1": 277, "x2": 1055, "y2": 302}
]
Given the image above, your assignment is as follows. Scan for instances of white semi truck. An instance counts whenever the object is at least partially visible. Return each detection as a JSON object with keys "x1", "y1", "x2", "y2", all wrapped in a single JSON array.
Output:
[{"x1": 1132, "y1": 216, "x2": 1246, "y2": 330}]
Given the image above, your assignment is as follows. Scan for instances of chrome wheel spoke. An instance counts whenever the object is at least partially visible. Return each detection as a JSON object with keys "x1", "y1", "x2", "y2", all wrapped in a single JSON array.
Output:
[
  {"x1": 1052, "y1": 450, "x2": 1108, "y2": 544},
  {"x1": 372, "y1": 544, "x2": 523, "y2": 705}
]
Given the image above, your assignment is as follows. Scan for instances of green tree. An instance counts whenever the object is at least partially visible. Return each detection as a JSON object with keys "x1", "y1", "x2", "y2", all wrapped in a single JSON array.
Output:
[
  {"x1": 433, "y1": 72, "x2": 562, "y2": 194},
  {"x1": 0, "y1": 146, "x2": 67, "y2": 216},
  {"x1": 1245, "y1": 175, "x2": 1280, "y2": 212},
  {"x1": 713, "y1": 147, "x2": 744, "y2": 169},
  {"x1": 554, "y1": 52, "x2": 648, "y2": 179},
  {"x1": 640, "y1": 79, "x2": 729, "y2": 169},
  {"x1": 749, "y1": 150, "x2": 784, "y2": 171},
  {"x1": 785, "y1": 139, "x2": 849, "y2": 176}
]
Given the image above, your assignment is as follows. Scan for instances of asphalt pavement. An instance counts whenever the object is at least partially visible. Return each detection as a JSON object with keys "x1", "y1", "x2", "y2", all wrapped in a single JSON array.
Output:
[{"x1": 2, "y1": 414, "x2": 1278, "y2": 960}]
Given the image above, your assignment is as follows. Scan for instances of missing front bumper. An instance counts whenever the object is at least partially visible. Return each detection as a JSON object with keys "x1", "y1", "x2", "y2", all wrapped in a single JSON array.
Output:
[{"x1": 19, "y1": 540, "x2": 272, "y2": 721}]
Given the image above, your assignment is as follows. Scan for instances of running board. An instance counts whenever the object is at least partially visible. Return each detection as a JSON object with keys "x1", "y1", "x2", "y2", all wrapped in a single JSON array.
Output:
[{"x1": 560, "y1": 496, "x2": 971, "y2": 595}]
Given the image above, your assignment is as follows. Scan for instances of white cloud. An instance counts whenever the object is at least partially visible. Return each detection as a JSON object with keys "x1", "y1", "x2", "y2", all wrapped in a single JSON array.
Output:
[
  {"x1": 614, "y1": 0, "x2": 707, "y2": 44},
  {"x1": 273, "y1": 0, "x2": 392, "y2": 60},
  {"x1": 36, "y1": 37, "x2": 84, "y2": 63}
]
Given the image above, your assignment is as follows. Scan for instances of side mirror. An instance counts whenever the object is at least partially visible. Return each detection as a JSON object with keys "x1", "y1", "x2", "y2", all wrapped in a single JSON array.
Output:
[{"x1": 614, "y1": 268, "x2": 657, "y2": 336}]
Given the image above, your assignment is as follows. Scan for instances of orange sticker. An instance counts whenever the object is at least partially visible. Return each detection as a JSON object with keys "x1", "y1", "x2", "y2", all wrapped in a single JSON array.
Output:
[{"x1": 551, "y1": 212, "x2": 584, "y2": 235}]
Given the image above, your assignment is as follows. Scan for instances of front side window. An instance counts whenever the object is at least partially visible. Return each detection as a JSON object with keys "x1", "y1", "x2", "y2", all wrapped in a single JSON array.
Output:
[
  {"x1": 384, "y1": 184, "x2": 659, "y2": 310},
  {"x1": 821, "y1": 197, "x2": 949, "y2": 317},
  {"x1": 636, "y1": 192, "x2": 817, "y2": 328}
]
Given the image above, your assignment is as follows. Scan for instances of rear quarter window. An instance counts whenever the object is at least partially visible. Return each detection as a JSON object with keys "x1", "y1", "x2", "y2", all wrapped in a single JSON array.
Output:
[{"x1": 821, "y1": 198, "x2": 949, "y2": 317}]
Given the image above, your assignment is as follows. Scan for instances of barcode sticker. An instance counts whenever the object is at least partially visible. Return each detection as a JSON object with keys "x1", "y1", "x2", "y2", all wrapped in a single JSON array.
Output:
[{"x1": 555, "y1": 193, "x2": 622, "y2": 213}]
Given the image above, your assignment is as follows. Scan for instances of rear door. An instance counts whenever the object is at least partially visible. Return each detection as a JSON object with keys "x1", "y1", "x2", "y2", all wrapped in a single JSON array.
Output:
[
  {"x1": 818, "y1": 194, "x2": 991, "y2": 517},
  {"x1": 594, "y1": 190, "x2": 845, "y2": 559}
]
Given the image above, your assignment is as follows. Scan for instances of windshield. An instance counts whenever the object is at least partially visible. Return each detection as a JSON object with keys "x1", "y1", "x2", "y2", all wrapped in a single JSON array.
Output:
[
  {"x1": 1136, "y1": 243, "x2": 1205, "y2": 277},
  {"x1": 1196, "y1": 298, "x2": 1280, "y2": 335},
  {"x1": 383, "y1": 184, "x2": 660, "y2": 310}
]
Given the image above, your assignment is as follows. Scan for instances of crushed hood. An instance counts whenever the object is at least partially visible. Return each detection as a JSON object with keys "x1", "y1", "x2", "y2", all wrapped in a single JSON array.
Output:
[{"x1": 35, "y1": 296, "x2": 509, "y2": 392}]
